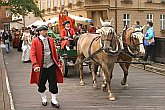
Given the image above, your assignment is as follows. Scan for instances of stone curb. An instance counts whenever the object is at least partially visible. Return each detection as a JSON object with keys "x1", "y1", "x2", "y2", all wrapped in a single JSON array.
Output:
[
  {"x1": 0, "y1": 45, "x2": 15, "y2": 110},
  {"x1": 131, "y1": 64, "x2": 165, "y2": 76}
]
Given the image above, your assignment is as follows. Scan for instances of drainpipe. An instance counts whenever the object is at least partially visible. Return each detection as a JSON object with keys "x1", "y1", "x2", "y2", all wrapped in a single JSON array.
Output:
[{"x1": 115, "y1": 0, "x2": 117, "y2": 33}]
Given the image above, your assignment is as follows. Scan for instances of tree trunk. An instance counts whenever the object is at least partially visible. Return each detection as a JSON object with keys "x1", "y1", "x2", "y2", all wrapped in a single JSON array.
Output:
[{"x1": 23, "y1": 15, "x2": 25, "y2": 28}]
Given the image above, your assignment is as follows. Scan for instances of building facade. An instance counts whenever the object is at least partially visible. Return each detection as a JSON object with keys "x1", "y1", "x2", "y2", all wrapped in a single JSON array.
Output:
[
  {"x1": 37, "y1": 0, "x2": 165, "y2": 36},
  {"x1": 0, "y1": 6, "x2": 12, "y2": 31}
]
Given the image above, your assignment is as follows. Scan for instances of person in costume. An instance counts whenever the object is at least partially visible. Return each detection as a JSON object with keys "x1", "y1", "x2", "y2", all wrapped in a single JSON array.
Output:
[
  {"x1": 21, "y1": 28, "x2": 31, "y2": 62},
  {"x1": 60, "y1": 20, "x2": 76, "y2": 50},
  {"x1": 12, "y1": 29, "x2": 21, "y2": 48},
  {"x1": 30, "y1": 25, "x2": 63, "y2": 108},
  {"x1": 88, "y1": 22, "x2": 96, "y2": 33},
  {"x1": 47, "y1": 22, "x2": 58, "y2": 39},
  {"x1": 59, "y1": 10, "x2": 75, "y2": 32}
]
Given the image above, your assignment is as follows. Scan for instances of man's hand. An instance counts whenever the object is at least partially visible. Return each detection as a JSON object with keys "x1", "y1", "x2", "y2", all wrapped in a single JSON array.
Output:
[
  {"x1": 73, "y1": 35, "x2": 76, "y2": 39},
  {"x1": 64, "y1": 37, "x2": 68, "y2": 40},
  {"x1": 34, "y1": 67, "x2": 40, "y2": 72}
]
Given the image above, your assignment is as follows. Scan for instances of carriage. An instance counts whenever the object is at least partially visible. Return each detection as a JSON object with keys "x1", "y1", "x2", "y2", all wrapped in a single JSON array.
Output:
[{"x1": 54, "y1": 34, "x2": 79, "y2": 77}]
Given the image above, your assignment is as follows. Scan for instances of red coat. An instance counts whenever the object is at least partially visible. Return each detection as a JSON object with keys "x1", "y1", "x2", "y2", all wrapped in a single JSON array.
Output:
[
  {"x1": 60, "y1": 28, "x2": 76, "y2": 49},
  {"x1": 88, "y1": 27, "x2": 96, "y2": 33},
  {"x1": 30, "y1": 37, "x2": 63, "y2": 84},
  {"x1": 59, "y1": 13, "x2": 75, "y2": 32}
]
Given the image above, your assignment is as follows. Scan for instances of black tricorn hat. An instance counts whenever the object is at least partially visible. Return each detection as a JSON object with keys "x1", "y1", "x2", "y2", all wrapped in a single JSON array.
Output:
[
  {"x1": 32, "y1": 25, "x2": 37, "y2": 28},
  {"x1": 62, "y1": 20, "x2": 70, "y2": 26},
  {"x1": 36, "y1": 25, "x2": 48, "y2": 31}
]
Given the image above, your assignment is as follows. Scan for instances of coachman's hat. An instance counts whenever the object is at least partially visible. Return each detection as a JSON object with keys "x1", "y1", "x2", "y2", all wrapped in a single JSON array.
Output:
[
  {"x1": 62, "y1": 20, "x2": 70, "y2": 26},
  {"x1": 36, "y1": 25, "x2": 48, "y2": 31}
]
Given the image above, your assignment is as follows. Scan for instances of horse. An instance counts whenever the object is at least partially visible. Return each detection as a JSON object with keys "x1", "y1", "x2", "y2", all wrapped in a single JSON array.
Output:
[
  {"x1": 76, "y1": 18, "x2": 120, "y2": 101},
  {"x1": 118, "y1": 26, "x2": 145, "y2": 86},
  {"x1": 99, "y1": 26, "x2": 145, "y2": 91}
]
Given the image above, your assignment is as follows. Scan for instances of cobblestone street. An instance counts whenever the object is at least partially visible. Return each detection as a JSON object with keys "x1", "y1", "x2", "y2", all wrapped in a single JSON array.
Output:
[{"x1": 1, "y1": 48, "x2": 165, "y2": 110}]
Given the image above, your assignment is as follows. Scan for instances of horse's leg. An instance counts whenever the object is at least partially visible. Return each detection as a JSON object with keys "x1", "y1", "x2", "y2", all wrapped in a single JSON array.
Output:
[
  {"x1": 108, "y1": 63, "x2": 116, "y2": 101},
  {"x1": 119, "y1": 62, "x2": 128, "y2": 86},
  {"x1": 78, "y1": 56, "x2": 85, "y2": 86},
  {"x1": 119, "y1": 59, "x2": 131, "y2": 87},
  {"x1": 101, "y1": 71, "x2": 107, "y2": 92},
  {"x1": 102, "y1": 63, "x2": 116, "y2": 101},
  {"x1": 91, "y1": 62, "x2": 97, "y2": 88},
  {"x1": 97, "y1": 65, "x2": 101, "y2": 77}
]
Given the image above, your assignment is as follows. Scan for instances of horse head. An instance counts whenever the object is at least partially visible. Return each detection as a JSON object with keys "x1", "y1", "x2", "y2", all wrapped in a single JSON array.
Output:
[
  {"x1": 126, "y1": 25, "x2": 145, "y2": 56},
  {"x1": 99, "y1": 18, "x2": 119, "y2": 55}
]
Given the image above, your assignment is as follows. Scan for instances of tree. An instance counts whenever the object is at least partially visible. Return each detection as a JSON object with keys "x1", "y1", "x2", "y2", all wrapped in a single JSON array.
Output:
[{"x1": 0, "y1": 0, "x2": 42, "y2": 27}]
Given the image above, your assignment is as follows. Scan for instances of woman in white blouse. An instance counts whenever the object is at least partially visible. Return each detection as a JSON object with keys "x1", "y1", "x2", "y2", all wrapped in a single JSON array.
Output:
[{"x1": 21, "y1": 28, "x2": 31, "y2": 62}]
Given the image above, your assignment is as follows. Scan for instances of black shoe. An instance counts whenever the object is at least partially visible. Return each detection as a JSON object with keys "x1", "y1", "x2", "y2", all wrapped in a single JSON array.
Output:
[
  {"x1": 42, "y1": 102, "x2": 47, "y2": 106},
  {"x1": 51, "y1": 102, "x2": 60, "y2": 108}
]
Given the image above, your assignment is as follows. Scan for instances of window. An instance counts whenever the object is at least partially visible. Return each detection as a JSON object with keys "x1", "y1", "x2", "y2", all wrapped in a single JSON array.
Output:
[
  {"x1": 160, "y1": 14, "x2": 165, "y2": 30},
  {"x1": 147, "y1": 14, "x2": 153, "y2": 22},
  {"x1": 123, "y1": 14, "x2": 130, "y2": 28},
  {"x1": 68, "y1": 0, "x2": 73, "y2": 3},
  {"x1": 6, "y1": 10, "x2": 11, "y2": 17},
  {"x1": 53, "y1": 0, "x2": 58, "y2": 6},
  {"x1": 47, "y1": 0, "x2": 51, "y2": 8},
  {"x1": 42, "y1": 0, "x2": 46, "y2": 10},
  {"x1": 61, "y1": 0, "x2": 64, "y2": 6}
]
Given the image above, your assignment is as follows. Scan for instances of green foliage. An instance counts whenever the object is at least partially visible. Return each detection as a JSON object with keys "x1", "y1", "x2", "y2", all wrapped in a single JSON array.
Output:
[{"x1": 0, "y1": 0, "x2": 41, "y2": 18}]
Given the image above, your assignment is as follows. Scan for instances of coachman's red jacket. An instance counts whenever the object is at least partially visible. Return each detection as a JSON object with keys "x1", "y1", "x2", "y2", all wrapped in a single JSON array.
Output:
[
  {"x1": 88, "y1": 27, "x2": 96, "y2": 33},
  {"x1": 30, "y1": 37, "x2": 63, "y2": 84},
  {"x1": 60, "y1": 28, "x2": 76, "y2": 49}
]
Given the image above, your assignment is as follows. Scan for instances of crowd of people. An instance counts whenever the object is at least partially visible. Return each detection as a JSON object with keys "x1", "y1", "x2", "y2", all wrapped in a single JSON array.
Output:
[{"x1": 0, "y1": 9, "x2": 156, "y2": 108}]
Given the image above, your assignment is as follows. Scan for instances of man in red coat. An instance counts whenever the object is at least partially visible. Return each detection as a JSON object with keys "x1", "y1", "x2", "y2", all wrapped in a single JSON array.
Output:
[
  {"x1": 88, "y1": 22, "x2": 96, "y2": 33},
  {"x1": 60, "y1": 20, "x2": 76, "y2": 50},
  {"x1": 59, "y1": 10, "x2": 75, "y2": 32},
  {"x1": 30, "y1": 25, "x2": 63, "y2": 108}
]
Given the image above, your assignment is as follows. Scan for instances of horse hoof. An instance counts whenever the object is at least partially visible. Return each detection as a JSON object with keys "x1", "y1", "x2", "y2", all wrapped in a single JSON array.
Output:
[
  {"x1": 80, "y1": 81, "x2": 85, "y2": 86},
  {"x1": 101, "y1": 84, "x2": 107, "y2": 92},
  {"x1": 93, "y1": 83, "x2": 98, "y2": 88},
  {"x1": 122, "y1": 84, "x2": 128, "y2": 90},
  {"x1": 109, "y1": 96, "x2": 116, "y2": 101}
]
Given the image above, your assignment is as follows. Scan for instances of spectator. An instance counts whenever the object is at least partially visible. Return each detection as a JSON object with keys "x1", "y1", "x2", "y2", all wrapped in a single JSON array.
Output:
[
  {"x1": 3, "y1": 30, "x2": 11, "y2": 53},
  {"x1": 134, "y1": 20, "x2": 141, "y2": 29},
  {"x1": 143, "y1": 21, "x2": 155, "y2": 63}
]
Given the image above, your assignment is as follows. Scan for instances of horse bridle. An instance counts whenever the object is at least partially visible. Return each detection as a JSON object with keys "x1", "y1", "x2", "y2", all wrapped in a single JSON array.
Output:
[
  {"x1": 99, "y1": 26, "x2": 120, "y2": 56},
  {"x1": 124, "y1": 30, "x2": 144, "y2": 56}
]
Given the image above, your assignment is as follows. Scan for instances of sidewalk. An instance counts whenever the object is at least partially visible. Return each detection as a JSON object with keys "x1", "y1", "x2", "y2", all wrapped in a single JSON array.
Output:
[
  {"x1": 131, "y1": 59, "x2": 165, "y2": 76},
  {"x1": 0, "y1": 44, "x2": 11, "y2": 110}
]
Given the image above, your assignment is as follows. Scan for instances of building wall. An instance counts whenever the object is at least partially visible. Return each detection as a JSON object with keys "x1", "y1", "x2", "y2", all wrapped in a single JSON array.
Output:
[
  {"x1": 0, "y1": 6, "x2": 12, "y2": 30},
  {"x1": 10, "y1": 13, "x2": 40, "y2": 29},
  {"x1": 38, "y1": 0, "x2": 165, "y2": 36}
]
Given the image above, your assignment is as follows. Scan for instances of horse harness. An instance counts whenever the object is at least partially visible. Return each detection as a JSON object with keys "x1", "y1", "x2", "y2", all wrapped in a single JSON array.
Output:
[{"x1": 121, "y1": 29, "x2": 143, "y2": 58}]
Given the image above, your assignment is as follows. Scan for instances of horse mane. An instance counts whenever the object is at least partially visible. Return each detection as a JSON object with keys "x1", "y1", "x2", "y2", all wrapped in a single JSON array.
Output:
[
  {"x1": 102, "y1": 22, "x2": 113, "y2": 27},
  {"x1": 125, "y1": 28, "x2": 133, "y2": 43}
]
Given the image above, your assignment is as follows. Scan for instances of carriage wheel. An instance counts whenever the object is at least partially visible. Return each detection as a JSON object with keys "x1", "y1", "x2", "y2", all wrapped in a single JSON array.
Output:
[{"x1": 61, "y1": 58, "x2": 68, "y2": 77}]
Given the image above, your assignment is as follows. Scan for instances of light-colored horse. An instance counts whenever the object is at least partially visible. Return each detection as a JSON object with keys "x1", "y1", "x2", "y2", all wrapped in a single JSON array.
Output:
[
  {"x1": 77, "y1": 18, "x2": 120, "y2": 101},
  {"x1": 99, "y1": 26, "x2": 145, "y2": 90}
]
